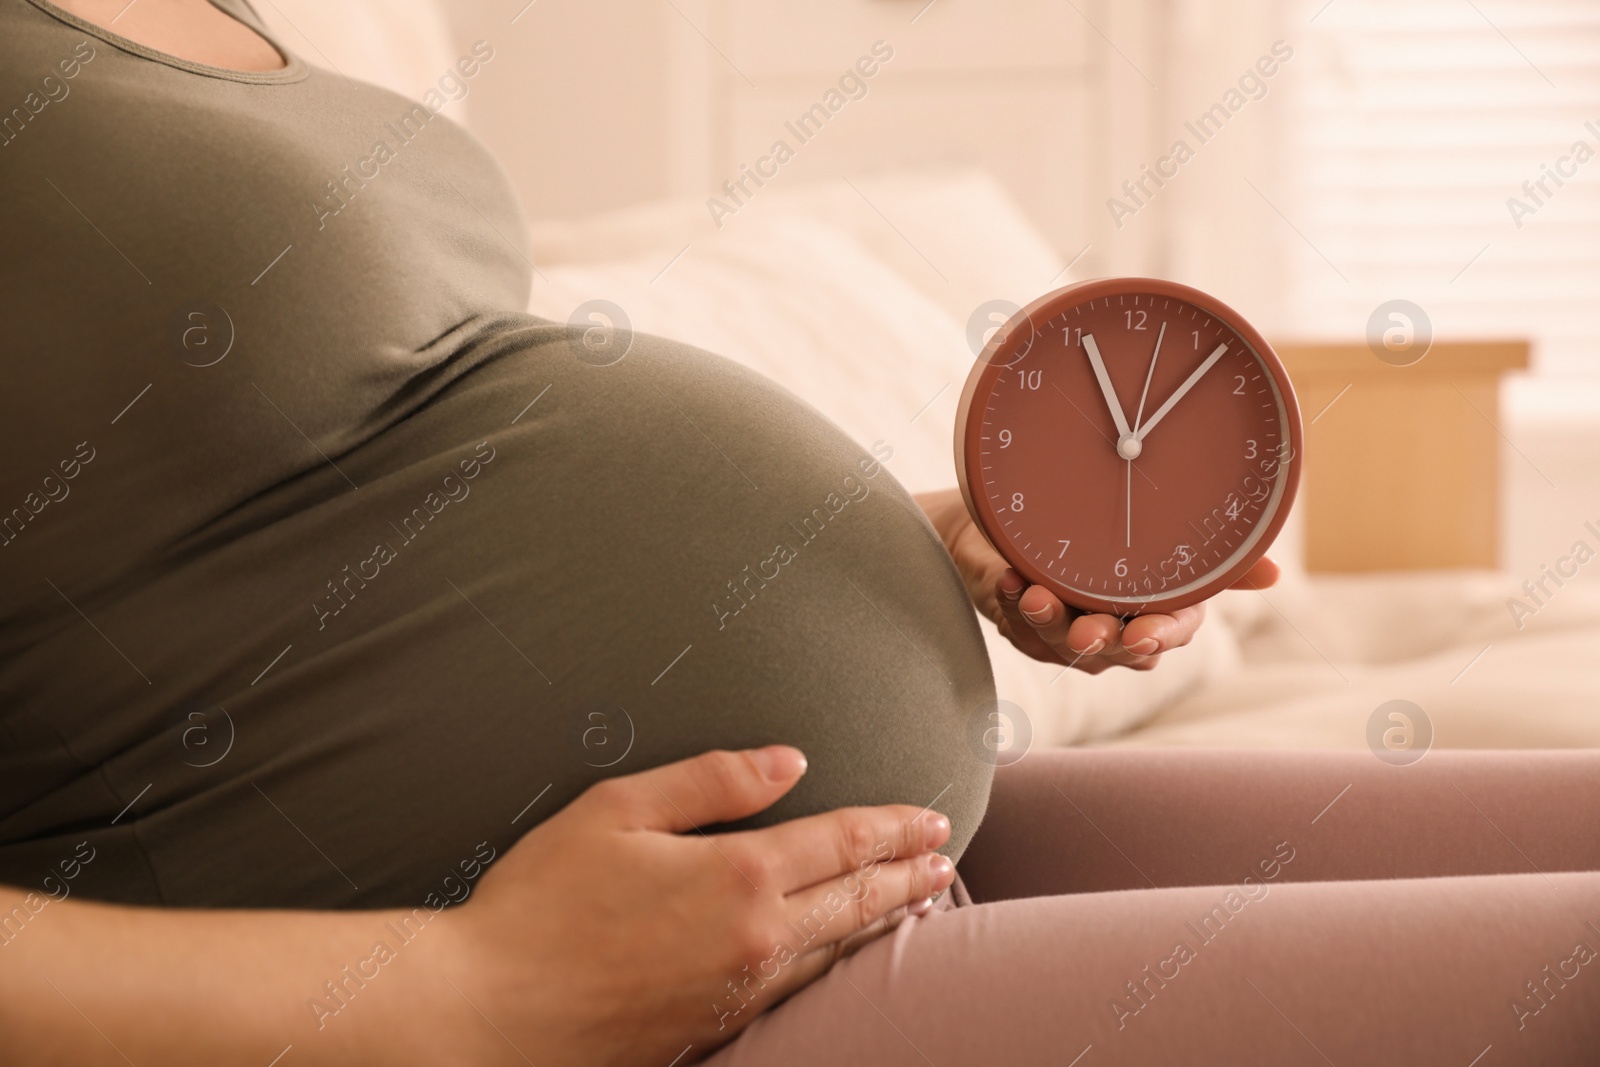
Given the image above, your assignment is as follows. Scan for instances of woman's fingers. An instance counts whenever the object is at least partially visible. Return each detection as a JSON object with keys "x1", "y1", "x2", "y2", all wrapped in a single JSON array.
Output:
[
  {"x1": 993, "y1": 567, "x2": 1032, "y2": 626},
  {"x1": 782, "y1": 852, "x2": 954, "y2": 948},
  {"x1": 1011, "y1": 583, "x2": 1216, "y2": 670},
  {"x1": 997, "y1": 565, "x2": 1233, "y2": 672},
  {"x1": 724, "y1": 804, "x2": 950, "y2": 894},
  {"x1": 698, "y1": 810, "x2": 954, "y2": 1022},
  {"x1": 1063, "y1": 611, "x2": 1125, "y2": 657},
  {"x1": 1010, "y1": 582, "x2": 1117, "y2": 655},
  {"x1": 1013, "y1": 583, "x2": 1126, "y2": 661},
  {"x1": 1119, "y1": 603, "x2": 1205, "y2": 656},
  {"x1": 580, "y1": 746, "x2": 808, "y2": 833},
  {"x1": 756, "y1": 854, "x2": 955, "y2": 1003},
  {"x1": 1231, "y1": 555, "x2": 1281, "y2": 589}
]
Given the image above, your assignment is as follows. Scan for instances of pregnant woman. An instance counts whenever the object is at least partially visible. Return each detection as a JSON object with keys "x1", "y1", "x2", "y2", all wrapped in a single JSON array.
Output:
[{"x1": 1, "y1": 2, "x2": 1596, "y2": 1064}]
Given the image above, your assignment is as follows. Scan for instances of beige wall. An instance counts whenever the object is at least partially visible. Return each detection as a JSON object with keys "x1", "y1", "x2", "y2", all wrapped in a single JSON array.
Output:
[{"x1": 446, "y1": 0, "x2": 673, "y2": 220}]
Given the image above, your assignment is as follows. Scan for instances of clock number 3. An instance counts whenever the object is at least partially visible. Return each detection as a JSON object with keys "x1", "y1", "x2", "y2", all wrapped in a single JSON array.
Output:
[{"x1": 1245, "y1": 439, "x2": 1258, "y2": 458}]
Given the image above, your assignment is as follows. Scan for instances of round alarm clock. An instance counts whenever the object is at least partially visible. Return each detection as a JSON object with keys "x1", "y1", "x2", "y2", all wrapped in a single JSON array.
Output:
[{"x1": 954, "y1": 277, "x2": 1302, "y2": 617}]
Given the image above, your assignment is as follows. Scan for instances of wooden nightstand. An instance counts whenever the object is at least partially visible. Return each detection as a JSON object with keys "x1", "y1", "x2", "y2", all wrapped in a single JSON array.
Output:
[{"x1": 1274, "y1": 341, "x2": 1530, "y2": 572}]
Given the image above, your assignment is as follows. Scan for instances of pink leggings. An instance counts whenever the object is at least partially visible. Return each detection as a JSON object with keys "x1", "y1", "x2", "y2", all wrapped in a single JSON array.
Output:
[{"x1": 705, "y1": 748, "x2": 1600, "y2": 1066}]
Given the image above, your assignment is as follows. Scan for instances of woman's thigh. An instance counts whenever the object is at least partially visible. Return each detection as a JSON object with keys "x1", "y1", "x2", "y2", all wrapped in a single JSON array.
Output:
[
  {"x1": 705, "y1": 870, "x2": 1600, "y2": 1066},
  {"x1": 959, "y1": 747, "x2": 1600, "y2": 901}
]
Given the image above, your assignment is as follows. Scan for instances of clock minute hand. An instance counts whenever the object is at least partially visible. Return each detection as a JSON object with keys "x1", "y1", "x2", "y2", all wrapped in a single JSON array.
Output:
[
  {"x1": 1080, "y1": 333, "x2": 1132, "y2": 440},
  {"x1": 1135, "y1": 342, "x2": 1228, "y2": 442}
]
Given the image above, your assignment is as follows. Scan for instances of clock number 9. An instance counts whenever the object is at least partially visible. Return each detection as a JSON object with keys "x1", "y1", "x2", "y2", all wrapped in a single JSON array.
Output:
[
  {"x1": 1011, "y1": 492, "x2": 1025, "y2": 512},
  {"x1": 998, "y1": 429, "x2": 1012, "y2": 448}
]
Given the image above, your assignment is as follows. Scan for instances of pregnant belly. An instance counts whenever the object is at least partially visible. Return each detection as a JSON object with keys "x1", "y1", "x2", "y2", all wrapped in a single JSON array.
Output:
[{"x1": 0, "y1": 322, "x2": 995, "y2": 908}]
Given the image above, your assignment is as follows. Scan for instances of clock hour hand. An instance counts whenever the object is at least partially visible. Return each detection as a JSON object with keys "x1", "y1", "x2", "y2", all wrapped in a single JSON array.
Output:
[
  {"x1": 1135, "y1": 342, "x2": 1228, "y2": 442},
  {"x1": 1080, "y1": 333, "x2": 1132, "y2": 441}
]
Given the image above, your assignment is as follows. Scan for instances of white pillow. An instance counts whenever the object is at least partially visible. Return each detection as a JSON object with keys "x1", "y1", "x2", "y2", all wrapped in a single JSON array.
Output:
[
  {"x1": 530, "y1": 215, "x2": 971, "y2": 495},
  {"x1": 527, "y1": 168, "x2": 1064, "y2": 330}
]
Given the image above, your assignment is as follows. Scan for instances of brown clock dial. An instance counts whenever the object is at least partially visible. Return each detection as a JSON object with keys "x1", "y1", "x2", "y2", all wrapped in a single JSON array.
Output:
[{"x1": 954, "y1": 278, "x2": 1302, "y2": 616}]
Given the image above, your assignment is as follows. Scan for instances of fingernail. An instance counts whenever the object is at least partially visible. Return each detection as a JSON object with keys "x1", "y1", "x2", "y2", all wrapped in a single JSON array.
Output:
[
  {"x1": 1020, "y1": 604, "x2": 1053, "y2": 623},
  {"x1": 927, "y1": 853, "x2": 955, "y2": 888},
  {"x1": 999, "y1": 572, "x2": 1024, "y2": 600},
  {"x1": 907, "y1": 896, "x2": 934, "y2": 917},
  {"x1": 923, "y1": 813, "x2": 951, "y2": 850},
  {"x1": 748, "y1": 746, "x2": 806, "y2": 782},
  {"x1": 1126, "y1": 638, "x2": 1159, "y2": 656},
  {"x1": 1078, "y1": 638, "x2": 1106, "y2": 656}
]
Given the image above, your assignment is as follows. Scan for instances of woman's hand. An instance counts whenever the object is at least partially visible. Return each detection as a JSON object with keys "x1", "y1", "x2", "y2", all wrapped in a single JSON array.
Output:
[
  {"x1": 916, "y1": 487, "x2": 1279, "y2": 674},
  {"x1": 0, "y1": 748, "x2": 949, "y2": 1067},
  {"x1": 431, "y1": 746, "x2": 955, "y2": 1067}
]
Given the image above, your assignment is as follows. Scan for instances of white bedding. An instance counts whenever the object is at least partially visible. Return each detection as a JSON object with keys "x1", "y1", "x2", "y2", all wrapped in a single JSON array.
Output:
[{"x1": 1119, "y1": 570, "x2": 1600, "y2": 750}]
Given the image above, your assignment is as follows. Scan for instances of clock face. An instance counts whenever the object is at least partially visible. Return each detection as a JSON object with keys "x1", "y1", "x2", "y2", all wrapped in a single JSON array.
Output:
[{"x1": 954, "y1": 278, "x2": 1302, "y2": 616}]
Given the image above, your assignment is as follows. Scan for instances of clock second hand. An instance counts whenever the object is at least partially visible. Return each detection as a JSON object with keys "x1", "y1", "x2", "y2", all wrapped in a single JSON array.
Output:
[
  {"x1": 1132, "y1": 321, "x2": 1166, "y2": 436},
  {"x1": 1127, "y1": 321, "x2": 1166, "y2": 550},
  {"x1": 1125, "y1": 458, "x2": 1132, "y2": 549}
]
